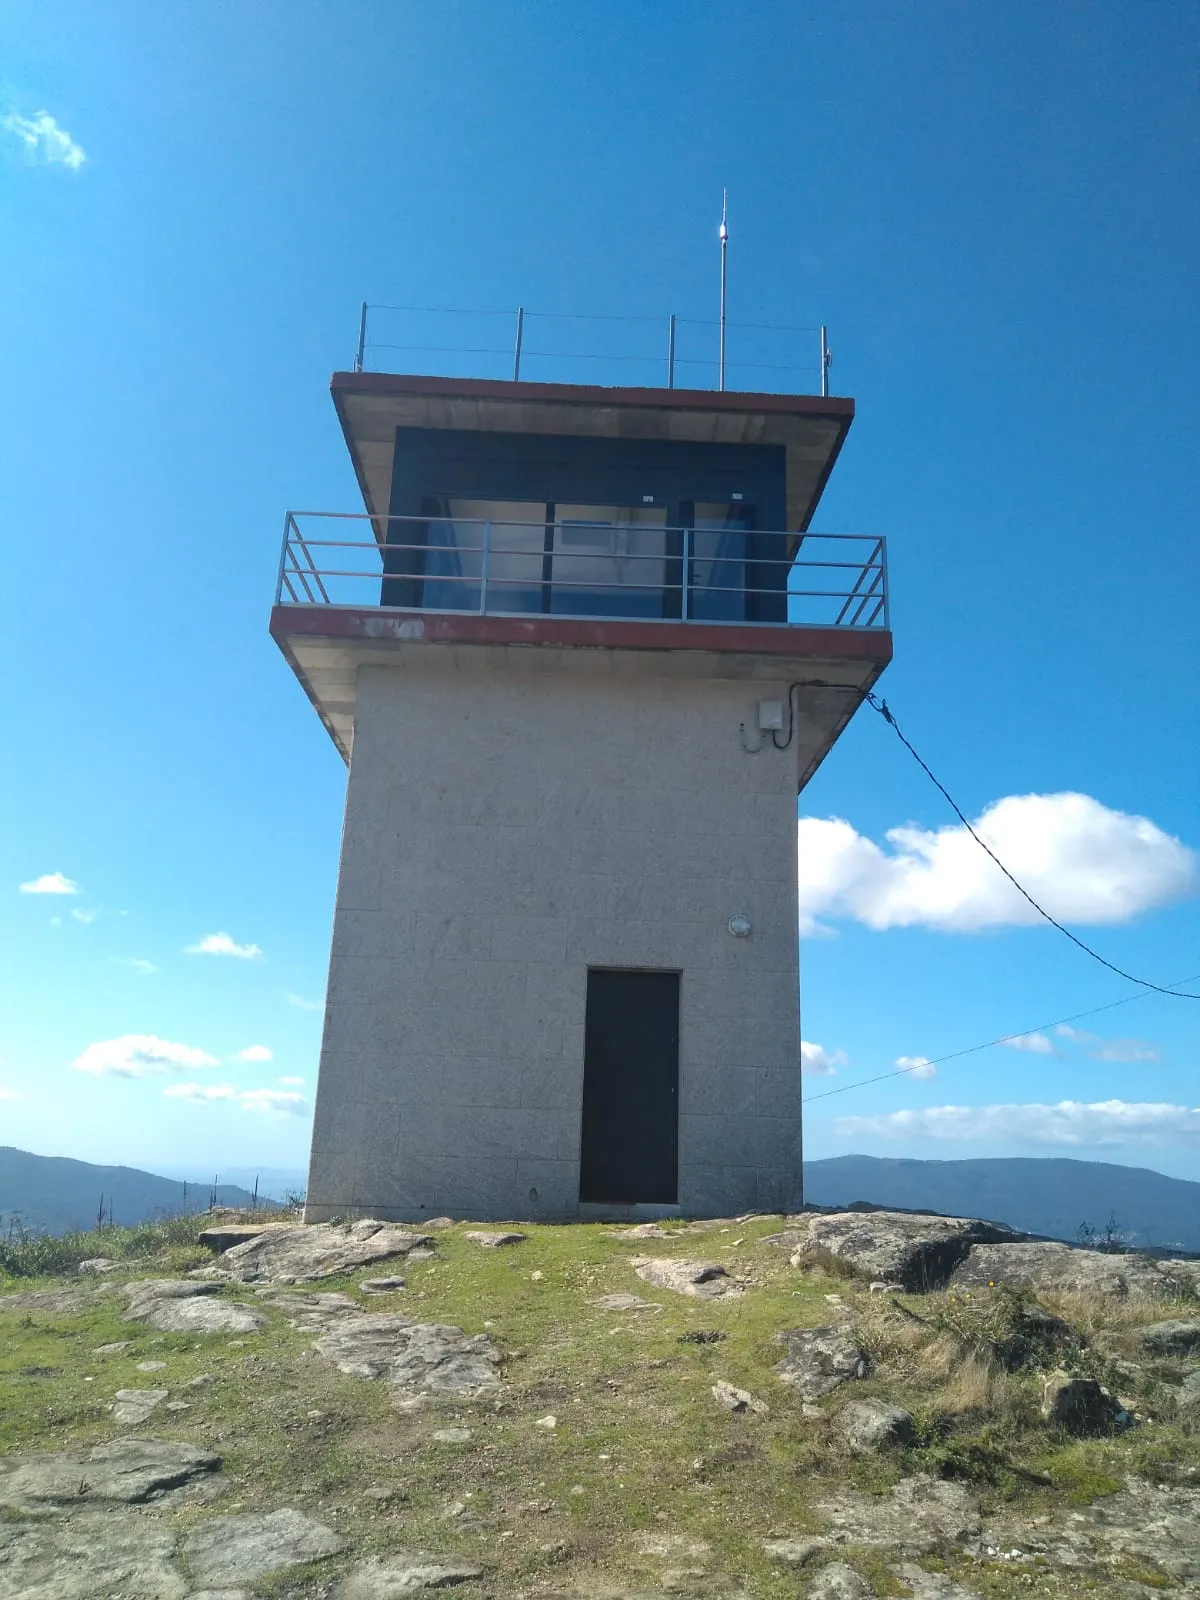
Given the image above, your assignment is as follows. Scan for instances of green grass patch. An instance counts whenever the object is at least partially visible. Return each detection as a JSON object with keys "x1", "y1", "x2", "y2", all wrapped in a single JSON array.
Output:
[{"x1": 2, "y1": 1212, "x2": 1199, "y2": 1597}]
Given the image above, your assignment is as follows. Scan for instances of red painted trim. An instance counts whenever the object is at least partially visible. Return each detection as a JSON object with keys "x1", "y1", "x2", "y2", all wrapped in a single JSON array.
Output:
[
  {"x1": 270, "y1": 605, "x2": 893, "y2": 665},
  {"x1": 330, "y1": 369, "x2": 855, "y2": 421}
]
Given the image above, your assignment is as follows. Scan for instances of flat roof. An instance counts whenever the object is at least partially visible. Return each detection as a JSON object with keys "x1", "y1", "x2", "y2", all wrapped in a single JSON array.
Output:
[{"x1": 330, "y1": 372, "x2": 854, "y2": 535}]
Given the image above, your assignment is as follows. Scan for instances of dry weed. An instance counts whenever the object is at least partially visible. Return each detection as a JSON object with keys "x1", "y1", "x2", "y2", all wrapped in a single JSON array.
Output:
[
  {"x1": 1041, "y1": 1290, "x2": 1182, "y2": 1341},
  {"x1": 935, "y1": 1352, "x2": 1024, "y2": 1420}
]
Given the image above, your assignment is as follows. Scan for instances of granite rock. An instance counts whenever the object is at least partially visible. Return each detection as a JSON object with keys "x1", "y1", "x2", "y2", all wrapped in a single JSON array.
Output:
[
  {"x1": 839, "y1": 1398, "x2": 916, "y2": 1451},
  {"x1": 314, "y1": 1314, "x2": 502, "y2": 1396},
  {"x1": 791, "y1": 1211, "x2": 1025, "y2": 1291},
  {"x1": 181, "y1": 1507, "x2": 344, "y2": 1587},
  {"x1": 334, "y1": 1555, "x2": 486, "y2": 1595},
  {"x1": 0, "y1": 1437, "x2": 219, "y2": 1515},
  {"x1": 1140, "y1": 1319, "x2": 1200, "y2": 1357},
  {"x1": 775, "y1": 1326, "x2": 871, "y2": 1400},
  {"x1": 949, "y1": 1241, "x2": 1174, "y2": 1298},
  {"x1": 631, "y1": 1257, "x2": 741, "y2": 1299},
  {"x1": 217, "y1": 1219, "x2": 434, "y2": 1284}
]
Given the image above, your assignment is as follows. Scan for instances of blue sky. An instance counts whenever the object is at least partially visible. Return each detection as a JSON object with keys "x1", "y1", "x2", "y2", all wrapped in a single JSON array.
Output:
[{"x1": 1, "y1": 1, "x2": 1197, "y2": 1189}]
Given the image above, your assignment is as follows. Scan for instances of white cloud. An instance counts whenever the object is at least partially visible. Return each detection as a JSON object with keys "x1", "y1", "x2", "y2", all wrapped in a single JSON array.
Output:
[
  {"x1": 19, "y1": 872, "x2": 79, "y2": 896},
  {"x1": 0, "y1": 1085, "x2": 18, "y2": 1101},
  {"x1": 118, "y1": 958, "x2": 158, "y2": 976},
  {"x1": 894, "y1": 1054, "x2": 938, "y2": 1081},
  {"x1": 285, "y1": 991, "x2": 323, "y2": 1012},
  {"x1": 186, "y1": 932, "x2": 264, "y2": 960},
  {"x1": 71, "y1": 907, "x2": 99, "y2": 924},
  {"x1": 166, "y1": 1082, "x2": 309, "y2": 1116},
  {"x1": 801, "y1": 1040, "x2": 848, "y2": 1077},
  {"x1": 239, "y1": 1088, "x2": 308, "y2": 1116},
  {"x1": 1000, "y1": 1031, "x2": 1057, "y2": 1056},
  {"x1": 278, "y1": 1075, "x2": 305, "y2": 1085},
  {"x1": 71, "y1": 1034, "x2": 219, "y2": 1078},
  {"x1": 796, "y1": 793, "x2": 1197, "y2": 935},
  {"x1": 232, "y1": 1044, "x2": 273, "y2": 1063},
  {"x1": 1054, "y1": 1024, "x2": 1159, "y2": 1063},
  {"x1": 836, "y1": 1099, "x2": 1200, "y2": 1149},
  {"x1": 1, "y1": 110, "x2": 86, "y2": 170},
  {"x1": 164, "y1": 1083, "x2": 238, "y2": 1103}
]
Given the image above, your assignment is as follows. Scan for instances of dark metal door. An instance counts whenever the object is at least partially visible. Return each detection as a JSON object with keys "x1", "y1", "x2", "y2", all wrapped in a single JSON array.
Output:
[{"x1": 579, "y1": 969, "x2": 680, "y2": 1204}]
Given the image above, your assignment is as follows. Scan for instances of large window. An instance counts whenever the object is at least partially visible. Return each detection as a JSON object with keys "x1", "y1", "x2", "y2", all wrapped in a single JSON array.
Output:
[
  {"x1": 689, "y1": 503, "x2": 751, "y2": 622},
  {"x1": 548, "y1": 504, "x2": 668, "y2": 618},
  {"x1": 419, "y1": 498, "x2": 543, "y2": 613},
  {"x1": 385, "y1": 497, "x2": 767, "y2": 620},
  {"x1": 411, "y1": 499, "x2": 671, "y2": 618}
]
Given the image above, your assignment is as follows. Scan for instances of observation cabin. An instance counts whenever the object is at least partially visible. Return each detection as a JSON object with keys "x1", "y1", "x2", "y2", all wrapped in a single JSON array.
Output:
[{"x1": 271, "y1": 322, "x2": 892, "y2": 1223}]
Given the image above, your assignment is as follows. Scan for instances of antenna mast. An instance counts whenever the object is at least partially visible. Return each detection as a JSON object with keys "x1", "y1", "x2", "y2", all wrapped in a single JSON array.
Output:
[{"x1": 718, "y1": 190, "x2": 728, "y2": 392}]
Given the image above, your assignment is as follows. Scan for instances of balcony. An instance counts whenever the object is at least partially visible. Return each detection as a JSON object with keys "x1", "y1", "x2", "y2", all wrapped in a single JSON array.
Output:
[
  {"x1": 272, "y1": 371, "x2": 891, "y2": 783},
  {"x1": 275, "y1": 511, "x2": 888, "y2": 632}
]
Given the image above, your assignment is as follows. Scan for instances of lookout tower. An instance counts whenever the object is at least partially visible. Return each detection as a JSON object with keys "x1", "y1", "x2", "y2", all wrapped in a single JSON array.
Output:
[{"x1": 272, "y1": 351, "x2": 891, "y2": 1222}]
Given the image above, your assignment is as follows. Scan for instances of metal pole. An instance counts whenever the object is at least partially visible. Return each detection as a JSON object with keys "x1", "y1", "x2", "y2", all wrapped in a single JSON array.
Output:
[
  {"x1": 682, "y1": 526, "x2": 692, "y2": 619},
  {"x1": 354, "y1": 302, "x2": 367, "y2": 373},
  {"x1": 275, "y1": 512, "x2": 294, "y2": 605},
  {"x1": 479, "y1": 521, "x2": 491, "y2": 614},
  {"x1": 820, "y1": 325, "x2": 830, "y2": 398},
  {"x1": 667, "y1": 313, "x2": 676, "y2": 389},
  {"x1": 881, "y1": 536, "x2": 890, "y2": 633},
  {"x1": 718, "y1": 192, "x2": 728, "y2": 392},
  {"x1": 513, "y1": 306, "x2": 525, "y2": 381}
]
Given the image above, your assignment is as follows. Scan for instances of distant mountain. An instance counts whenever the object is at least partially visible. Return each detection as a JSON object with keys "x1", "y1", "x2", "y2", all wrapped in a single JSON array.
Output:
[
  {"x1": 0, "y1": 1147, "x2": 271, "y2": 1237},
  {"x1": 804, "y1": 1154, "x2": 1200, "y2": 1253},
  {"x1": 153, "y1": 1164, "x2": 308, "y2": 1204}
]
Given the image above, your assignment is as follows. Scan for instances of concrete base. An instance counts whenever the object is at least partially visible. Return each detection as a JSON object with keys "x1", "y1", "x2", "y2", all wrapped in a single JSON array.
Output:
[{"x1": 304, "y1": 644, "x2": 808, "y2": 1223}]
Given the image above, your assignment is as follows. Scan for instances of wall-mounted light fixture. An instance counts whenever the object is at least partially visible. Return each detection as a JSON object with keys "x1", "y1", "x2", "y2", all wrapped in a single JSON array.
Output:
[{"x1": 727, "y1": 913, "x2": 752, "y2": 938}]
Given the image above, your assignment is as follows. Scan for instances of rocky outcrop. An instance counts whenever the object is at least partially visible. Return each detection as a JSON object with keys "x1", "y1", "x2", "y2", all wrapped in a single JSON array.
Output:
[
  {"x1": 0, "y1": 1514, "x2": 185, "y2": 1600},
  {"x1": 181, "y1": 1508, "x2": 344, "y2": 1587},
  {"x1": 775, "y1": 1326, "x2": 871, "y2": 1400},
  {"x1": 197, "y1": 1222, "x2": 284, "y2": 1253},
  {"x1": 806, "y1": 1563, "x2": 873, "y2": 1599},
  {"x1": 216, "y1": 1219, "x2": 434, "y2": 1284},
  {"x1": 790, "y1": 1211, "x2": 1026, "y2": 1290},
  {"x1": 631, "y1": 1257, "x2": 742, "y2": 1299},
  {"x1": 462, "y1": 1230, "x2": 526, "y2": 1248},
  {"x1": 982, "y1": 1475, "x2": 1200, "y2": 1583},
  {"x1": 814, "y1": 1475, "x2": 982, "y2": 1556},
  {"x1": 111, "y1": 1388, "x2": 170, "y2": 1426},
  {"x1": 838, "y1": 1398, "x2": 916, "y2": 1451},
  {"x1": 1140, "y1": 1319, "x2": 1200, "y2": 1357},
  {"x1": 949, "y1": 1241, "x2": 1173, "y2": 1297},
  {"x1": 894, "y1": 1565, "x2": 982, "y2": 1598},
  {"x1": 711, "y1": 1380, "x2": 768, "y2": 1415},
  {"x1": 1040, "y1": 1374, "x2": 1129, "y2": 1433},
  {"x1": 313, "y1": 1313, "x2": 502, "y2": 1396},
  {"x1": 789, "y1": 1208, "x2": 1199, "y2": 1301},
  {"x1": 334, "y1": 1555, "x2": 486, "y2": 1596},
  {"x1": 590, "y1": 1292, "x2": 661, "y2": 1312},
  {"x1": 122, "y1": 1279, "x2": 267, "y2": 1334},
  {"x1": 0, "y1": 1438, "x2": 219, "y2": 1516}
]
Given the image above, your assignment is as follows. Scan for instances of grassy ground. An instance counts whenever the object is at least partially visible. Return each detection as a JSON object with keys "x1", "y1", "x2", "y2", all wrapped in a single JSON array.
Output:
[{"x1": 2, "y1": 1215, "x2": 1199, "y2": 1596}]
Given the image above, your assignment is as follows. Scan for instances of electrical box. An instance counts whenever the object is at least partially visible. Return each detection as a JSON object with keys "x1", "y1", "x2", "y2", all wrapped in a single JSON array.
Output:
[{"x1": 757, "y1": 699, "x2": 785, "y2": 731}]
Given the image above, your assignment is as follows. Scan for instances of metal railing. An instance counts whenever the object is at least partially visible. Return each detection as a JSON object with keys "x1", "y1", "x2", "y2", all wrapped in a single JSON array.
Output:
[
  {"x1": 275, "y1": 513, "x2": 888, "y2": 632},
  {"x1": 352, "y1": 303, "x2": 834, "y2": 398}
]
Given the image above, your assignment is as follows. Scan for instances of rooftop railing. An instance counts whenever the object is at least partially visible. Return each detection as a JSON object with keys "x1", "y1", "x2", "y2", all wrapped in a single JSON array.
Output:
[
  {"x1": 351, "y1": 303, "x2": 834, "y2": 397},
  {"x1": 275, "y1": 513, "x2": 888, "y2": 632}
]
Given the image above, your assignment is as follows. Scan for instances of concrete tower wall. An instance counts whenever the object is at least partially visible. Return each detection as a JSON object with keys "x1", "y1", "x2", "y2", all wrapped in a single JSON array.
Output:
[{"x1": 305, "y1": 647, "x2": 803, "y2": 1222}]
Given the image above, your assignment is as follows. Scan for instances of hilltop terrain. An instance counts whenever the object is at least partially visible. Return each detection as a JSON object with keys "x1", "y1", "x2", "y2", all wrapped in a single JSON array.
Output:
[
  {"x1": 805, "y1": 1157, "x2": 1200, "y2": 1254},
  {"x1": 1, "y1": 1206, "x2": 1199, "y2": 1598},
  {"x1": 9, "y1": 1148, "x2": 1200, "y2": 1252}
]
